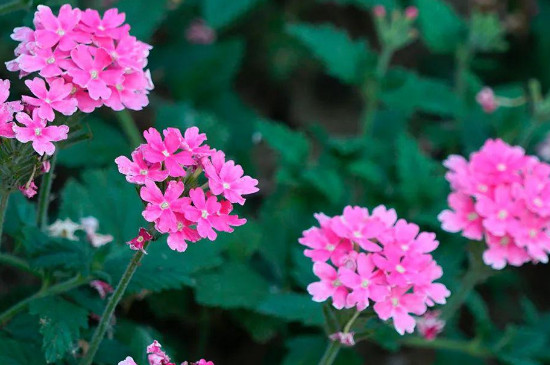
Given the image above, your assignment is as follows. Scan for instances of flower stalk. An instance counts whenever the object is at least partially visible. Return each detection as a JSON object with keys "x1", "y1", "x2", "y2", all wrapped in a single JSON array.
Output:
[
  {"x1": 116, "y1": 109, "x2": 143, "y2": 147},
  {"x1": 318, "y1": 310, "x2": 361, "y2": 365},
  {"x1": 36, "y1": 152, "x2": 56, "y2": 230}
]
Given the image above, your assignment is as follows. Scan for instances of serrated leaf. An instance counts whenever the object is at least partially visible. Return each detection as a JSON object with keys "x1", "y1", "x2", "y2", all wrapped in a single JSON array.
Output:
[
  {"x1": 0, "y1": 336, "x2": 43, "y2": 365},
  {"x1": 202, "y1": 0, "x2": 262, "y2": 29},
  {"x1": 257, "y1": 292, "x2": 324, "y2": 326},
  {"x1": 29, "y1": 297, "x2": 88, "y2": 363},
  {"x1": 232, "y1": 310, "x2": 281, "y2": 343},
  {"x1": 257, "y1": 120, "x2": 310, "y2": 166},
  {"x1": 348, "y1": 159, "x2": 385, "y2": 184},
  {"x1": 287, "y1": 23, "x2": 372, "y2": 84},
  {"x1": 414, "y1": 0, "x2": 466, "y2": 53},
  {"x1": 301, "y1": 166, "x2": 344, "y2": 203},
  {"x1": 194, "y1": 262, "x2": 270, "y2": 309}
]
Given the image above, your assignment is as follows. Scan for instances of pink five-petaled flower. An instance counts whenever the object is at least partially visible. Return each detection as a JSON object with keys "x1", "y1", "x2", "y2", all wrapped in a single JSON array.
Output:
[
  {"x1": 19, "y1": 181, "x2": 38, "y2": 198},
  {"x1": 80, "y1": 8, "x2": 128, "y2": 39},
  {"x1": 90, "y1": 280, "x2": 113, "y2": 299},
  {"x1": 373, "y1": 287, "x2": 427, "y2": 335},
  {"x1": 329, "y1": 332, "x2": 355, "y2": 347},
  {"x1": 475, "y1": 185, "x2": 519, "y2": 236},
  {"x1": 68, "y1": 45, "x2": 122, "y2": 100},
  {"x1": 204, "y1": 150, "x2": 259, "y2": 205},
  {"x1": 195, "y1": 360, "x2": 215, "y2": 365},
  {"x1": 299, "y1": 218, "x2": 352, "y2": 263},
  {"x1": 307, "y1": 262, "x2": 348, "y2": 310},
  {"x1": 331, "y1": 206, "x2": 385, "y2": 252},
  {"x1": 22, "y1": 77, "x2": 77, "y2": 121},
  {"x1": 438, "y1": 192, "x2": 483, "y2": 240},
  {"x1": 339, "y1": 253, "x2": 389, "y2": 310},
  {"x1": 140, "y1": 180, "x2": 189, "y2": 233},
  {"x1": 142, "y1": 128, "x2": 194, "y2": 177},
  {"x1": 470, "y1": 139, "x2": 526, "y2": 185},
  {"x1": 127, "y1": 227, "x2": 153, "y2": 252},
  {"x1": 118, "y1": 357, "x2": 137, "y2": 365},
  {"x1": 180, "y1": 126, "x2": 212, "y2": 155},
  {"x1": 34, "y1": 4, "x2": 88, "y2": 51},
  {"x1": 483, "y1": 234, "x2": 530, "y2": 270},
  {"x1": 147, "y1": 340, "x2": 172, "y2": 365},
  {"x1": 115, "y1": 147, "x2": 169, "y2": 184},
  {"x1": 416, "y1": 311, "x2": 445, "y2": 341},
  {"x1": 0, "y1": 79, "x2": 22, "y2": 138},
  {"x1": 12, "y1": 110, "x2": 68, "y2": 156},
  {"x1": 18, "y1": 46, "x2": 71, "y2": 78},
  {"x1": 167, "y1": 213, "x2": 200, "y2": 252}
]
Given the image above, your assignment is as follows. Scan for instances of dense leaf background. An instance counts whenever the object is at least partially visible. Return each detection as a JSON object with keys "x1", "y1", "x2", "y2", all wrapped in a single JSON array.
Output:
[{"x1": 1, "y1": 0, "x2": 550, "y2": 364}]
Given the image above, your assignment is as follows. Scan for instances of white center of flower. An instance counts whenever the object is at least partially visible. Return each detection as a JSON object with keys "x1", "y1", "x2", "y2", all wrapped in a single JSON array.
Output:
[
  {"x1": 391, "y1": 297, "x2": 399, "y2": 307},
  {"x1": 500, "y1": 237, "x2": 510, "y2": 246},
  {"x1": 46, "y1": 57, "x2": 55, "y2": 64},
  {"x1": 160, "y1": 201, "x2": 169, "y2": 210},
  {"x1": 90, "y1": 70, "x2": 98, "y2": 79},
  {"x1": 396, "y1": 264, "x2": 406, "y2": 274},
  {"x1": 534, "y1": 198, "x2": 543, "y2": 207},
  {"x1": 497, "y1": 209, "x2": 508, "y2": 220},
  {"x1": 478, "y1": 184, "x2": 488, "y2": 193},
  {"x1": 401, "y1": 244, "x2": 409, "y2": 251},
  {"x1": 201, "y1": 210, "x2": 209, "y2": 219},
  {"x1": 111, "y1": 51, "x2": 118, "y2": 59},
  {"x1": 497, "y1": 163, "x2": 507, "y2": 172},
  {"x1": 353, "y1": 231, "x2": 362, "y2": 238},
  {"x1": 529, "y1": 229, "x2": 537, "y2": 238},
  {"x1": 332, "y1": 279, "x2": 341, "y2": 287},
  {"x1": 326, "y1": 244, "x2": 335, "y2": 251},
  {"x1": 98, "y1": 25, "x2": 105, "y2": 31},
  {"x1": 361, "y1": 279, "x2": 370, "y2": 288},
  {"x1": 116, "y1": 84, "x2": 124, "y2": 91},
  {"x1": 467, "y1": 212, "x2": 478, "y2": 221},
  {"x1": 140, "y1": 169, "x2": 148, "y2": 175},
  {"x1": 177, "y1": 222, "x2": 184, "y2": 230},
  {"x1": 34, "y1": 128, "x2": 41, "y2": 136},
  {"x1": 71, "y1": 86, "x2": 77, "y2": 95},
  {"x1": 136, "y1": 236, "x2": 144, "y2": 242},
  {"x1": 57, "y1": 29, "x2": 65, "y2": 36},
  {"x1": 162, "y1": 150, "x2": 170, "y2": 157},
  {"x1": 223, "y1": 182, "x2": 230, "y2": 189},
  {"x1": 45, "y1": 98, "x2": 51, "y2": 104}
]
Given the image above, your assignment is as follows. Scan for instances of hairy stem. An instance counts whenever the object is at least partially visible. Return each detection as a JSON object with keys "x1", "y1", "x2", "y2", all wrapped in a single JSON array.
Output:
[
  {"x1": 0, "y1": 191, "x2": 9, "y2": 251},
  {"x1": 36, "y1": 153, "x2": 57, "y2": 230},
  {"x1": 401, "y1": 336, "x2": 492, "y2": 359},
  {"x1": 0, "y1": 275, "x2": 89, "y2": 326},
  {"x1": 80, "y1": 241, "x2": 151, "y2": 365},
  {"x1": 318, "y1": 340, "x2": 341, "y2": 365},
  {"x1": 116, "y1": 110, "x2": 142, "y2": 147}
]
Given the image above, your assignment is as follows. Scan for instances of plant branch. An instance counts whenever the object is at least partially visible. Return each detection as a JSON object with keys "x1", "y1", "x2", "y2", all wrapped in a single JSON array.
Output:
[
  {"x1": 36, "y1": 153, "x2": 57, "y2": 230},
  {"x1": 116, "y1": 110, "x2": 142, "y2": 147},
  {"x1": 400, "y1": 336, "x2": 492, "y2": 359}
]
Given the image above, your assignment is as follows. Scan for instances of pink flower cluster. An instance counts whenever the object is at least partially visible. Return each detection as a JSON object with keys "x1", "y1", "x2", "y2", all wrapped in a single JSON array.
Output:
[
  {"x1": 439, "y1": 139, "x2": 550, "y2": 269},
  {"x1": 119, "y1": 340, "x2": 214, "y2": 365},
  {"x1": 115, "y1": 127, "x2": 258, "y2": 252},
  {"x1": 300, "y1": 206, "x2": 450, "y2": 335},
  {"x1": 7, "y1": 5, "x2": 153, "y2": 113}
]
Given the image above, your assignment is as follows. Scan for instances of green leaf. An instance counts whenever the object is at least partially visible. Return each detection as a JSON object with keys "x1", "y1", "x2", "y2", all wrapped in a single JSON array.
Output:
[
  {"x1": 231, "y1": 310, "x2": 281, "y2": 343},
  {"x1": 116, "y1": 0, "x2": 168, "y2": 40},
  {"x1": 318, "y1": 0, "x2": 397, "y2": 10},
  {"x1": 29, "y1": 296, "x2": 88, "y2": 363},
  {"x1": 414, "y1": 0, "x2": 466, "y2": 53},
  {"x1": 202, "y1": 0, "x2": 262, "y2": 29},
  {"x1": 0, "y1": 336, "x2": 43, "y2": 365},
  {"x1": 287, "y1": 23, "x2": 372, "y2": 84},
  {"x1": 194, "y1": 262, "x2": 270, "y2": 309},
  {"x1": 5, "y1": 192, "x2": 35, "y2": 237},
  {"x1": 301, "y1": 166, "x2": 344, "y2": 203},
  {"x1": 282, "y1": 336, "x2": 325, "y2": 365},
  {"x1": 469, "y1": 12, "x2": 508, "y2": 53},
  {"x1": 257, "y1": 292, "x2": 324, "y2": 326},
  {"x1": 257, "y1": 120, "x2": 310, "y2": 166}
]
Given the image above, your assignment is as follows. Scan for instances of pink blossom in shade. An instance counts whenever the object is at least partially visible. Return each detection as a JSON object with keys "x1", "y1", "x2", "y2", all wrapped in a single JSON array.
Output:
[
  {"x1": 18, "y1": 47, "x2": 71, "y2": 78},
  {"x1": 167, "y1": 213, "x2": 201, "y2": 252},
  {"x1": 483, "y1": 234, "x2": 531, "y2": 270},
  {"x1": 373, "y1": 5, "x2": 386, "y2": 18},
  {"x1": 438, "y1": 192, "x2": 484, "y2": 240},
  {"x1": 33, "y1": 5, "x2": 89, "y2": 51},
  {"x1": 12, "y1": 110, "x2": 68, "y2": 156},
  {"x1": 142, "y1": 128, "x2": 194, "y2": 177},
  {"x1": 204, "y1": 151, "x2": 259, "y2": 205},
  {"x1": 416, "y1": 311, "x2": 445, "y2": 341},
  {"x1": 339, "y1": 253, "x2": 389, "y2": 310},
  {"x1": 19, "y1": 181, "x2": 38, "y2": 198},
  {"x1": 373, "y1": 287, "x2": 427, "y2": 335},
  {"x1": 140, "y1": 180, "x2": 189, "y2": 233},
  {"x1": 404, "y1": 6, "x2": 419, "y2": 20},
  {"x1": 185, "y1": 19, "x2": 217, "y2": 45},
  {"x1": 181, "y1": 127, "x2": 212, "y2": 156},
  {"x1": 127, "y1": 227, "x2": 153, "y2": 252},
  {"x1": 307, "y1": 262, "x2": 348, "y2": 309},
  {"x1": 118, "y1": 357, "x2": 138, "y2": 365},
  {"x1": 329, "y1": 332, "x2": 355, "y2": 347},
  {"x1": 115, "y1": 147, "x2": 169, "y2": 185},
  {"x1": 80, "y1": 8, "x2": 128, "y2": 39},
  {"x1": 104, "y1": 71, "x2": 150, "y2": 111},
  {"x1": 475, "y1": 185, "x2": 519, "y2": 237},
  {"x1": 470, "y1": 139, "x2": 526, "y2": 185},
  {"x1": 331, "y1": 206, "x2": 385, "y2": 252},
  {"x1": 90, "y1": 280, "x2": 113, "y2": 299},
  {"x1": 476, "y1": 87, "x2": 498, "y2": 113},
  {"x1": 22, "y1": 77, "x2": 78, "y2": 121},
  {"x1": 68, "y1": 45, "x2": 122, "y2": 100}
]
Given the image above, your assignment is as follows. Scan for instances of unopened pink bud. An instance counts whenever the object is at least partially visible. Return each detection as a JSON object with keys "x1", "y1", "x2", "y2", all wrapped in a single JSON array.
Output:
[
  {"x1": 42, "y1": 160, "x2": 51, "y2": 173},
  {"x1": 405, "y1": 6, "x2": 419, "y2": 20},
  {"x1": 476, "y1": 87, "x2": 498, "y2": 113},
  {"x1": 373, "y1": 5, "x2": 386, "y2": 18}
]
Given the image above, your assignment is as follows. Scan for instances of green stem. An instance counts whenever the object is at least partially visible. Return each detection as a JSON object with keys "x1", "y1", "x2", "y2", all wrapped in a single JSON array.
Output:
[
  {"x1": 0, "y1": 275, "x2": 89, "y2": 326},
  {"x1": 0, "y1": 191, "x2": 9, "y2": 251},
  {"x1": 0, "y1": 0, "x2": 31, "y2": 15},
  {"x1": 116, "y1": 110, "x2": 142, "y2": 147},
  {"x1": 318, "y1": 340, "x2": 341, "y2": 365},
  {"x1": 0, "y1": 253, "x2": 37, "y2": 276},
  {"x1": 36, "y1": 153, "x2": 57, "y2": 230},
  {"x1": 343, "y1": 310, "x2": 360, "y2": 333},
  {"x1": 401, "y1": 337, "x2": 492, "y2": 359},
  {"x1": 80, "y1": 241, "x2": 150, "y2": 365}
]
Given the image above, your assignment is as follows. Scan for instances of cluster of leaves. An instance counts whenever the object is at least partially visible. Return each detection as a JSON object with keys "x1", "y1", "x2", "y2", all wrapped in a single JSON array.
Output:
[{"x1": 2, "y1": 0, "x2": 550, "y2": 364}]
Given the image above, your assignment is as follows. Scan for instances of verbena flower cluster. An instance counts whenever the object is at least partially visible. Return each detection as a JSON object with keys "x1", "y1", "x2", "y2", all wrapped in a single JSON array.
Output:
[
  {"x1": 7, "y1": 5, "x2": 153, "y2": 113},
  {"x1": 116, "y1": 126, "x2": 258, "y2": 252},
  {"x1": 300, "y1": 206, "x2": 450, "y2": 335},
  {"x1": 439, "y1": 138, "x2": 550, "y2": 269},
  {"x1": 119, "y1": 340, "x2": 214, "y2": 365}
]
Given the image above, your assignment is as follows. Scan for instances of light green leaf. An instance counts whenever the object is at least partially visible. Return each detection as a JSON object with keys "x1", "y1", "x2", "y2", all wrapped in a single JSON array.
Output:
[
  {"x1": 414, "y1": 0, "x2": 466, "y2": 53},
  {"x1": 257, "y1": 120, "x2": 310, "y2": 166},
  {"x1": 302, "y1": 166, "x2": 344, "y2": 203},
  {"x1": 257, "y1": 292, "x2": 324, "y2": 326}
]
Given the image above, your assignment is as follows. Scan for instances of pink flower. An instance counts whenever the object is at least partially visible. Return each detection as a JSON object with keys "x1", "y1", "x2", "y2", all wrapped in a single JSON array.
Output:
[
  {"x1": 475, "y1": 185, "x2": 519, "y2": 236},
  {"x1": 142, "y1": 128, "x2": 194, "y2": 177},
  {"x1": 22, "y1": 77, "x2": 77, "y2": 121},
  {"x1": 511, "y1": 212, "x2": 550, "y2": 263},
  {"x1": 331, "y1": 206, "x2": 385, "y2": 252},
  {"x1": 373, "y1": 5, "x2": 386, "y2": 18},
  {"x1": 404, "y1": 6, "x2": 419, "y2": 20},
  {"x1": 413, "y1": 261, "x2": 450, "y2": 306},
  {"x1": 416, "y1": 311, "x2": 445, "y2": 340},
  {"x1": 299, "y1": 215, "x2": 350, "y2": 262},
  {"x1": 104, "y1": 71, "x2": 150, "y2": 111},
  {"x1": 19, "y1": 181, "x2": 38, "y2": 198},
  {"x1": 68, "y1": 45, "x2": 122, "y2": 100},
  {"x1": 185, "y1": 19, "x2": 217, "y2": 45},
  {"x1": 80, "y1": 8, "x2": 127, "y2": 39},
  {"x1": 127, "y1": 227, "x2": 153, "y2": 252},
  {"x1": 204, "y1": 151, "x2": 259, "y2": 205},
  {"x1": 90, "y1": 280, "x2": 113, "y2": 299},
  {"x1": 18, "y1": 46, "x2": 71, "y2": 78},
  {"x1": 42, "y1": 160, "x2": 51, "y2": 173},
  {"x1": 118, "y1": 357, "x2": 137, "y2": 365},
  {"x1": 516, "y1": 173, "x2": 550, "y2": 217},
  {"x1": 12, "y1": 110, "x2": 68, "y2": 155},
  {"x1": 140, "y1": 180, "x2": 189, "y2": 233},
  {"x1": 438, "y1": 192, "x2": 483, "y2": 240},
  {"x1": 195, "y1": 360, "x2": 215, "y2": 365},
  {"x1": 329, "y1": 332, "x2": 355, "y2": 347},
  {"x1": 180, "y1": 127, "x2": 212, "y2": 156},
  {"x1": 307, "y1": 262, "x2": 348, "y2": 309},
  {"x1": 33, "y1": 5, "x2": 89, "y2": 51},
  {"x1": 167, "y1": 213, "x2": 200, "y2": 252},
  {"x1": 0, "y1": 79, "x2": 21, "y2": 138},
  {"x1": 476, "y1": 87, "x2": 498, "y2": 113},
  {"x1": 146, "y1": 340, "x2": 172, "y2": 365},
  {"x1": 373, "y1": 287, "x2": 427, "y2": 335},
  {"x1": 470, "y1": 139, "x2": 526, "y2": 185},
  {"x1": 483, "y1": 234, "x2": 530, "y2": 269},
  {"x1": 115, "y1": 147, "x2": 169, "y2": 184}
]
